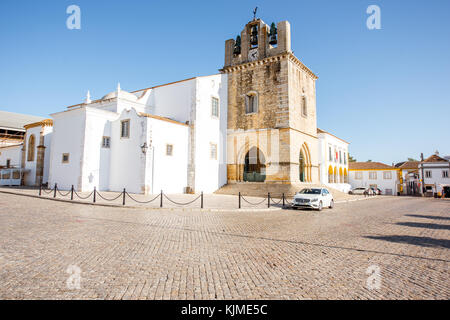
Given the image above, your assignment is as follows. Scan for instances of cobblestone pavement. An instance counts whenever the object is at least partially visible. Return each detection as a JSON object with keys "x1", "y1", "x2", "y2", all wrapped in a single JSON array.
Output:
[{"x1": 0, "y1": 193, "x2": 448, "y2": 299}]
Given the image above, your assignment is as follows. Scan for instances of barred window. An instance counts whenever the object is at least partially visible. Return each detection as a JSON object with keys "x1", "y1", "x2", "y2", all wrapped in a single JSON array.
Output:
[
  {"x1": 383, "y1": 171, "x2": 392, "y2": 179},
  {"x1": 355, "y1": 172, "x2": 363, "y2": 180},
  {"x1": 211, "y1": 97, "x2": 219, "y2": 118},
  {"x1": 369, "y1": 172, "x2": 377, "y2": 180},
  {"x1": 102, "y1": 136, "x2": 110, "y2": 148},
  {"x1": 62, "y1": 153, "x2": 69, "y2": 163},
  {"x1": 166, "y1": 144, "x2": 173, "y2": 156},
  {"x1": 443, "y1": 170, "x2": 449, "y2": 178},
  {"x1": 210, "y1": 143, "x2": 217, "y2": 160},
  {"x1": 425, "y1": 171, "x2": 432, "y2": 178},
  {"x1": 121, "y1": 120, "x2": 130, "y2": 138}
]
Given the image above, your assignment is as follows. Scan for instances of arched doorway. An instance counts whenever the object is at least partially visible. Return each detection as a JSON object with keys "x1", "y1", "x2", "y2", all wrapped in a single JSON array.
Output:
[
  {"x1": 243, "y1": 147, "x2": 266, "y2": 182},
  {"x1": 299, "y1": 143, "x2": 312, "y2": 183},
  {"x1": 299, "y1": 151, "x2": 306, "y2": 182}
]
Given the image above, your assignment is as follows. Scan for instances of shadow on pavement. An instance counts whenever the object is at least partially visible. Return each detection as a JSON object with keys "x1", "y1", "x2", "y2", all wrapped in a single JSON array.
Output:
[
  {"x1": 405, "y1": 214, "x2": 450, "y2": 221},
  {"x1": 365, "y1": 235, "x2": 450, "y2": 249},
  {"x1": 395, "y1": 222, "x2": 450, "y2": 230}
]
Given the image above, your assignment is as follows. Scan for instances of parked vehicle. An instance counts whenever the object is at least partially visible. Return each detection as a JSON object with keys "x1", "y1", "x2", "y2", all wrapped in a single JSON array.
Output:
[
  {"x1": 371, "y1": 188, "x2": 381, "y2": 195},
  {"x1": 292, "y1": 188, "x2": 334, "y2": 211},
  {"x1": 350, "y1": 187, "x2": 366, "y2": 195}
]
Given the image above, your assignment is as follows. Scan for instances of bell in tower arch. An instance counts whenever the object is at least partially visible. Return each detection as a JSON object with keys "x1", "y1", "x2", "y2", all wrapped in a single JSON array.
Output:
[
  {"x1": 250, "y1": 25, "x2": 258, "y2": 46},
  {"x1": 269, "y1": 22, "x2": 277, "y2": 45},
  {"x1": 233, "y1": 35, "x2": 241, "y2": 55}
]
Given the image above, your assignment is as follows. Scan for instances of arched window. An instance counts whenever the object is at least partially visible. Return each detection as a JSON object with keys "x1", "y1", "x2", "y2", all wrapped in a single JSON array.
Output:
[
  {"x1": 245, "y1": 92, "x2": 258, "y2": 114},
  {"x1": 328, "y1": 166, "x2": 334, "y2": 183},
  {"x1": 339, "y1": 167, "x2": 343, "y2": 184},
  {"x1": 27, "y1": 135, "x2": 35, "y2": 162},
  {"x1": 244, "y1": 147, "x2": 266, "y2": 182},
  {"x1": 301, "y1": 95, "x2": 307, "y2": 117},
  {"x1": 334, "y1": 167, "x2": 338, "y2": 183}
]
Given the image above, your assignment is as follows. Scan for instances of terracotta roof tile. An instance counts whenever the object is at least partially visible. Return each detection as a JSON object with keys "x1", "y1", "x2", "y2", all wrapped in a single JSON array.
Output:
[
  {"x1": 422, "y1": 154, "x2": 449, "y2": 163},
  {"x1": 349, "y1": 162, "x2": 395, "y2": 170}
]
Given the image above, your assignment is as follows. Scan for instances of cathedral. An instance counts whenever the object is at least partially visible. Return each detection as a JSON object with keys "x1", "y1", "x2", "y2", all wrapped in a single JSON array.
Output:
[{"x1": 1, "y1": 18, "x2": 350, "y2": 194}]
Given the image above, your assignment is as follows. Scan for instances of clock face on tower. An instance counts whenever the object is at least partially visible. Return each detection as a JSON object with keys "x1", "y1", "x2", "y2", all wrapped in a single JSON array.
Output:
[{"x1": 248, "y1": 48, "x2": 258, "y2": 61}]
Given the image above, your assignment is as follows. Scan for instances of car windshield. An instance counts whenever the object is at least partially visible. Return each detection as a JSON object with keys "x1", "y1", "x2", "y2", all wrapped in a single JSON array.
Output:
[{"x1": 298, "y1": 188, "x2": 321, "y2": 195}]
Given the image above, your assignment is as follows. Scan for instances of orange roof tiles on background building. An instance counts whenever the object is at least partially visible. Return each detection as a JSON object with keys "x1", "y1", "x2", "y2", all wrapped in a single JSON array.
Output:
[{"x1": 349, "y1": 162, "x2": 396, "y2": 170}]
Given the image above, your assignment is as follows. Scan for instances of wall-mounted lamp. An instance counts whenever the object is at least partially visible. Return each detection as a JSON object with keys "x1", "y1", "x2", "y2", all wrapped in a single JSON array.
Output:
[{"x1": 141, "y1": 142, "x2": 148, "y2": 154}]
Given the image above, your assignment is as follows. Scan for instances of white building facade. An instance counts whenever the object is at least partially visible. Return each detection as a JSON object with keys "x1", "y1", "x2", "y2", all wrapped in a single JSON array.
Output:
[
  {"x1": 349, "y1": 162, "x2": 400, "y2": 195},
  {"x1": 48, "y1": 74, "x2": 228, "y2": 194},
  {"x1": 418, "y1": 153, "x2": 450, "y2": 197},
  {"x1": 317, "y1": 128, "x2": 350, "y2": 193}
]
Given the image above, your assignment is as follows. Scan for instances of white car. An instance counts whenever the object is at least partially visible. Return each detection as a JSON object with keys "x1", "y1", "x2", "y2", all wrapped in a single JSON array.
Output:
[{"x1": 292, "y1": 188, "x2": 334, "y2": 211}]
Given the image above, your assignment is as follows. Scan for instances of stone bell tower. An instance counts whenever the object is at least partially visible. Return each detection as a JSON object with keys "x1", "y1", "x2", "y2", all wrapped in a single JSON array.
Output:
[{"x1": 221, "y1": 18, "x2": 320, "y2": 186}]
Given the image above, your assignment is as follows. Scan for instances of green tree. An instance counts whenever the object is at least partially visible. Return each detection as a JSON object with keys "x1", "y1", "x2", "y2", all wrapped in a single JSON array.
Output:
[
  {"x1": 407, "y1": 157, "x2": 418, "y2": 162},
  {"x1": 348, "y1": 154, "x2": 357, "y2": 162}
]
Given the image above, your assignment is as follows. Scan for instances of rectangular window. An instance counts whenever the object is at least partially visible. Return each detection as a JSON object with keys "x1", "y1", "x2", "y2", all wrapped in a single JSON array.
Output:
[
  {"x1": 355, "y1": 172, "x2": 363, "y2": 180},
  {"x1": 301, "y1": 96, "x2": 307, "y2": 117},
  {"x1": 6, "y1": 159, "x2": 11, "y2": 168},
  {"x1": 102, "y1": 136, "x2": 110, "y2": 148},
  {"x1": 246, "y1": 94, "x2": 258, "y2": 114},
  {"x1": 344, "y1": 152, "x2": 347, "y2": 165},
  {"x1": 166, "y1": 144, "x2": 173, "y2": 156},
  {"x1": 339, "y1": 151, "x2": 342, "y2": 164},
  {"x1": 121, "y1": 120, "x2": 130, "y2": 138},
  {"x1": 425, "y1": 170, "x2": 432, "y2": 178},
  {"x1": 210, "y1": 143, "x2": 217, "y2": 160},
  {"x1": 443, "y1": 170, "x2": 449, "y2": 178},
  {"x1": 369, "y1": 172, "x2": 377, "y2": 180},
  {"x1": 383, "y1": 171, "x2": 392, "y2": 180},
  {"x1": 62, "y1": 153, "x2": 69, "y2": 163},
  {"x1": 211, "y1": 97, "x2": 219, "y2": 118}
]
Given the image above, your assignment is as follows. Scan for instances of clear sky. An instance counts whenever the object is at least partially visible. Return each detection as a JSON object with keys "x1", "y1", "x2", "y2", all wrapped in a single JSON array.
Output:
[{"x1": 0, "y1": 0, "x2": 449, "y2": 164}]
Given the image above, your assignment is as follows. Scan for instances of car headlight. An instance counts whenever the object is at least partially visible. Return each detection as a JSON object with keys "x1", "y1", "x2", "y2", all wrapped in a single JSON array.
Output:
[{"x1": 311, "y1": 198, "x2": 318, "y2": 202}]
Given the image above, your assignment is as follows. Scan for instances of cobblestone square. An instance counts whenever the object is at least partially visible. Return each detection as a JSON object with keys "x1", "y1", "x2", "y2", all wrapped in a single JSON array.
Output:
[{"x1": 0, "y1": 193, "x2": 448, "y2": 299}]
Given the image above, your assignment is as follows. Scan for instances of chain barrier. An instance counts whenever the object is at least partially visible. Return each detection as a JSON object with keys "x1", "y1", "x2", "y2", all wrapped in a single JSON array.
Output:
[
  {"x1": 126, "y1": 192, "x2": 160, "y2": 204},
  {"x1": 56, "y1": 189, "x2": 72, "y2": 197},
  {"x1": 41, "y1": 187, "x2": 54, "y2": 195},
  {"x1": 73, "y1": 190, "x2": 94, "y2": 200},
  {"x1": 240, "y1": 195, "x2": 267, "y2": 206},
  {"x1": 270, "y1": 197, "x2": 283, "y2": 205},
  {"x1": 96, "y1": 191, "x2": 123, "y2": 202},
  {"x1": 163, "y1": 193, "x2": 201, "y2": 206}
]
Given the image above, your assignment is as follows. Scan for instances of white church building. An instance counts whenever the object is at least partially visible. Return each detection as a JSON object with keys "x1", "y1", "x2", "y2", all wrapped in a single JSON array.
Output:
[
  {"x1": 48, "y1": 75, "x2": 228, "y2": 194},
  {"x1": 1, "y1": 18, "x2": 352, "y2": 195}
]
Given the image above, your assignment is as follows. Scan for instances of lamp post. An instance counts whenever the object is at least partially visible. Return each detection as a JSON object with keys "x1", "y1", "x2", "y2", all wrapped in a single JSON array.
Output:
[{"x1": 141, "y1": 142, "x2": 148, "y2": 154}]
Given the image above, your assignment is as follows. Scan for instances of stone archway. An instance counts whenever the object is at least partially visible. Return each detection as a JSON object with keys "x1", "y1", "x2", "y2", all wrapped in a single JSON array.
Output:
[
  {"x1": 243, "y1": 147, "x2": 266, "y2": 182},
  {"x1": 299, "y1": 143, "x2": 312, "y2": 182}
]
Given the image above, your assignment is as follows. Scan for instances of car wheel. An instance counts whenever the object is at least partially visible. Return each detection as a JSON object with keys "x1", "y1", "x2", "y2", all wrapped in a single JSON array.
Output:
[
  {"x1": 317, "y1": 201, "x2": 323, "y2": 211},
  {"x1": 329, "y1": 200, "x2": 334, "y2": 209}
]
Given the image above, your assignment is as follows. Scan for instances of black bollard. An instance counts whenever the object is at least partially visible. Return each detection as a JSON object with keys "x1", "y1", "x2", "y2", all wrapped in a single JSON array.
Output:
[
  {"x1": 53, "y1": 183, "x2": 57, "y2": 198},
  {"x1": 201, "y1": 191, "x2": 204, "y2": 209},
  {"x1": 238, "y1": 192, "x2": 241, "y2": 209},
  {"x1": 122, "y1": 188, "x2": 126, "y2": 206},
  {"x1": 71, "y1": 185, "x2": 74, "y2": 200},
  {"x1": 93, "y1": 187, "x2": 96, "y2": 203}
]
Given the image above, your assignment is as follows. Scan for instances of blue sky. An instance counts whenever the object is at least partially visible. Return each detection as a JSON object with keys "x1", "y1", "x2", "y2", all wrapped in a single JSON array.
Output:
[{"x1": 0, "y1": 0, "x2": 449, "y2": 163}]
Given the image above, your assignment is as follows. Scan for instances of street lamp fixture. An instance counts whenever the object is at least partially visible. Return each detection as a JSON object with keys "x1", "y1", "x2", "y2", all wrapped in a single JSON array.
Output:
[{"x1": 141, "y1": 142, "x2": 148, "y2": 154}]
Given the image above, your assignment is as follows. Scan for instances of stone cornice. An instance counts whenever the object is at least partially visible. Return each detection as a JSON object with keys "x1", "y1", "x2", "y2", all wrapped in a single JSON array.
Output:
[
  {"x1": 24, "y1": 119, "x2": 53, "y2": 129},
  {"x1": 220, "y1": 52, "x2": 318, "y2": 80}
]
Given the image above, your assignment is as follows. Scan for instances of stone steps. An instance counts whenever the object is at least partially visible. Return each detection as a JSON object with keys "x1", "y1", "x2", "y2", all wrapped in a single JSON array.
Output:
[{"x1": 215, "y1": 182, "x2": 349, "y2": 199}]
